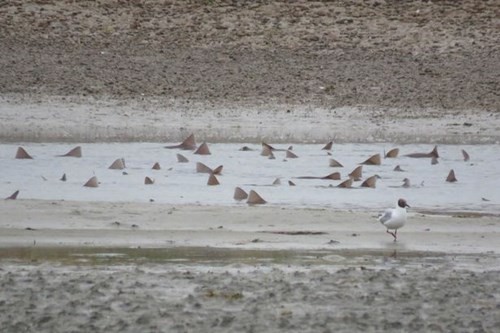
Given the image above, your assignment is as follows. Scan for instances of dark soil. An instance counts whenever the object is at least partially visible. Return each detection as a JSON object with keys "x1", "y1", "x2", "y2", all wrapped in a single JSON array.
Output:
[{"x1": 0, "y1": 0, "x2": 499, "y2": 111}]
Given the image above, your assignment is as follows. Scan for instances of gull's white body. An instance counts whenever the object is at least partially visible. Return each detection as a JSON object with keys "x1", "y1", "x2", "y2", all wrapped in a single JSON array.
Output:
[
  {"x1": 378, "y1": 199, "x2": 410, "y2": 240},
  {"x1": 378, "y1": 206, "x2": 407, "y2": 230}
]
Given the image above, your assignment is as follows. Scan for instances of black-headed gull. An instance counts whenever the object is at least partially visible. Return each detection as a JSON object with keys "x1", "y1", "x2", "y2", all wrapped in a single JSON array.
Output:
[{"x1": 378, "y1": 198, "x2": 410, "y2": 241}]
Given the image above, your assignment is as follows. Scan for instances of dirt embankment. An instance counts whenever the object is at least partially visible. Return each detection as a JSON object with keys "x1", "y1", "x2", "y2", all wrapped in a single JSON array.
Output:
[{"x1": 0, "y1": 0, "x2": 499, "y2": 111}]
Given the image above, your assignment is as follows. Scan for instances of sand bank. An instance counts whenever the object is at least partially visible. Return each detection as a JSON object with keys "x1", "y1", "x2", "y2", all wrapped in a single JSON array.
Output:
[{"x1": 1, "y1": 199, "x2": 499, "y2": 255}]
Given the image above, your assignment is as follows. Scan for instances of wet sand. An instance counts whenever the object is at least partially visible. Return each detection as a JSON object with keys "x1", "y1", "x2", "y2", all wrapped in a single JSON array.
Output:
[
  {"x1": 1, "y1": 199, "x2": 500, "y2": 254},
  {"x1": 1, "y1": 95, "x2": 499, "y2": 144},
  {"x1": 3, "y1": 262, "x2": 499, "y2": 333}
]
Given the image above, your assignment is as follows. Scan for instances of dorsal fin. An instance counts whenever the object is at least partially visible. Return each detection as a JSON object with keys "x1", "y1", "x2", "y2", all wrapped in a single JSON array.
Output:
[
  {"x1": 431, "y1": 146, "x2": 439, "y2": 158},
  {"x1": 322, "y1": 141, "x2": 333, "y2": 151},
  {"x1": 212, "y1": 165, "x2": 223, "y2": 175},
  {"x1": 196, "y1": 162, "x2": 213, "y2": 174},
  {"x1": 60, "y1": 173, "x2": 67, "y2": 181},
  {"x1": 286, "y1": 150, "x2": 298, "y2": 159},
  {"x1": 176, "y1": 153, "x2": 189, "y2": 163},
  {"x1": 144, "y1": 177, "x2": 155, "y2": 185},
  {"x1": 385, "y1": 148, "x2": 399, "y2": 158},
  {"x1": 349, "y1": 166, "x2": 363, "y2": 181},
  {"x1": 288, "y1": 180, "x2": 296, "y2": 186},
  {"x1": 393, "y1": 165, "x2": 404, "y2": 172},
  {"x1": 60, "y1": 146, "x2": 82, "y2": 158},
  {"x1": 180, "y1": 134, "x2": 196, "y2": 150},
  {"x1": 207, "y1": 174, "x2": 220, "y2": 186},
  {"x1": 360, "y1": 154, "x2": 381, "y2": 165},
  {"x1": 165, "y1": 134, "x2": 197, "y2": 150},
  {"x1": 272, "y1": 178, "x2": 281, "y2": 185},
  {"x1": 194, "y1": 142, "x2": 211, "y2": 155},
  {"x1": 322, "y1": 172, "x2": 341, "y2": 180},
  {"x1": 15, "y1": 147, "x2": 33, "y2": 159},
  {"x1": 152, "y1": 162, "x2": 161, "y2": 170},
  {"x1": 329, "y1": 158, "x2": 343, "y2": 168},
  {"x1": 462, "y1": 149, "x2": 470, "y2": 162},
  {"x1": 402, "y1": 178, "x2": 411, "y2": 188},
  {"x1": 84, "y1": 176, "x2": 98, "y2": 188},
  {"x1": 262, "y1": 142, "x2": 275, "y2": 150},
  {"x1": 109, "y1": 158, "x2": 126, "y2": 170},
  {"x1": 337, "y1": 178, "x2": 353, "y2": 188},
  {"x1": 247, "y1": 190, "x2": 267, "y2": 205},
  {"x1": 431, "y1": 156, "x2": 439, "y2": 165},
  {"x1": 233, "y1": 187, "x2": 248, "y2": 201},
  {"x1": 361, "y1": 175, "x2": 379, "y2": 188},
  {"x1": 5, "y1": 190, "x2": 19, "y2": 200},
  {"x1": 446, "y1": 169, "x2": 457, "y2": 182},
  {"x1": 261, "y1": 143, "x2": 274, "y2": 156}
]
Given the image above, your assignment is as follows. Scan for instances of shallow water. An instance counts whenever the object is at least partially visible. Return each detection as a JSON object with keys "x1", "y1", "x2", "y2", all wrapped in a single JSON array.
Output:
[
  {"x1": 2, "y1": 246, "x2": 499, "y2": 273},
  {"x1": 1, "y1": 143, "x2": 499, "y2": 213}
]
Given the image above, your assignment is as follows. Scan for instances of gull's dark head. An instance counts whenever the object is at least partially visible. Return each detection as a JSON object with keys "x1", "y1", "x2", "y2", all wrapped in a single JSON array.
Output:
[{"x1": 398, "y1": 198, "x2": 410, "y2": 208}]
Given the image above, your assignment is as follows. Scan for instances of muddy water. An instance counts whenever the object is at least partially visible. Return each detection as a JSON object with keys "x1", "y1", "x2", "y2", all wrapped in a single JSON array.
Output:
[{"x1": 1, "y1": 246, "x2": 499, "y2": 272}]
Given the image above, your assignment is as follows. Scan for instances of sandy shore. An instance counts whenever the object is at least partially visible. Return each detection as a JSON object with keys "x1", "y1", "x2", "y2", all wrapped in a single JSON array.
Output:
[{"x1": 1, "y1": 199, "x2": 499, "y2": 254}]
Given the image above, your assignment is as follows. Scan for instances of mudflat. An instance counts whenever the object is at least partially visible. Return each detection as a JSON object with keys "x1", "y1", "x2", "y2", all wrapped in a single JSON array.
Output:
[{"x1": 1, "y1": 256, "x2": 499, "y2": 333}]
